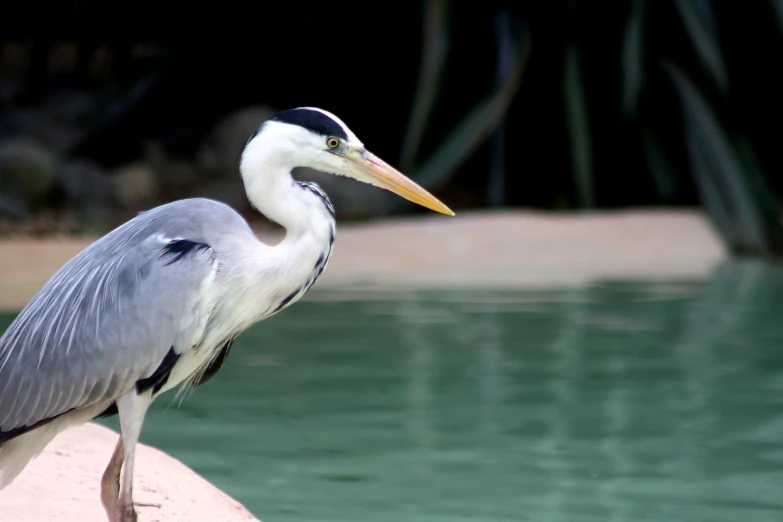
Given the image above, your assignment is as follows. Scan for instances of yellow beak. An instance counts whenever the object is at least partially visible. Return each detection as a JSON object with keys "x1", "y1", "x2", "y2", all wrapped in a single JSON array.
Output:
[{"x1": 346, "y1": 151, "x2": 455, "y2": 216}]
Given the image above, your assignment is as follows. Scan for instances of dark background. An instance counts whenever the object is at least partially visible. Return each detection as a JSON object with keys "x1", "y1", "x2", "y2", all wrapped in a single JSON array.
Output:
[{"x1": 1, "y1": 0, "x2": 782, "y2": 256}]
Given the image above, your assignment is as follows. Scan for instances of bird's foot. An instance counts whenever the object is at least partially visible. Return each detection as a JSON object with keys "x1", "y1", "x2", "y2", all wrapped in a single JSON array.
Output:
[{"x1": 119, "y1": 503, "x2": 138, "y2": 522}]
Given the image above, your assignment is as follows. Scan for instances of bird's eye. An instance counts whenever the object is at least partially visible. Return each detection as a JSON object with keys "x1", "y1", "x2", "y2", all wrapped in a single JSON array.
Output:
[{"x1": 326, "y1": 137, "x2": 340, "y2": 149}]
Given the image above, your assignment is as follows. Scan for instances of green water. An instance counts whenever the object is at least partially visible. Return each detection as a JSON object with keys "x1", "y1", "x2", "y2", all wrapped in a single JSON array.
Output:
[{"x1": 4, "y1": 260, "x2": 783, "y2": 521}]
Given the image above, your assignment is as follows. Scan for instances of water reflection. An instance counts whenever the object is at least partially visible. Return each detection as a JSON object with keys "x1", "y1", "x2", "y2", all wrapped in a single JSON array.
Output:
[{"x1": 3, "y1": 259, "x2": 783, "y2": 521}]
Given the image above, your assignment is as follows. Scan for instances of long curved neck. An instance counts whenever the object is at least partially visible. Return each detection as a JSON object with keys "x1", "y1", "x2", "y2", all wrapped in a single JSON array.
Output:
[{"x1": 240, "y1": 137, "x2": 336, "y2": 245}]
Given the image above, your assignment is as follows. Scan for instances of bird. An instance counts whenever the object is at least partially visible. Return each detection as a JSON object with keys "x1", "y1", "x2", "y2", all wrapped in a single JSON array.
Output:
[{"x1": 0, "y1": 107, "x2": 454, "y2": 522}]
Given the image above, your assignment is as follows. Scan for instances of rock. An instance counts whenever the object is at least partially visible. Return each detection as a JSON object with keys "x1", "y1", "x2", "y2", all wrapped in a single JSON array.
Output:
[
  {"x1": 0, "y1": 196, "x2": 25, "y2": 219},
  {"x1": 0, "y1": 138, "x2": 58, "y2": 215},
  {"x1": 0, "y1": 423, "x2": 260, "y2": 521},
  {"x1": 197, "y1": 105, "x2": 278, "y2": 177},
  {"x1": 188, "y1": 178, "x2": 249, "y2": 211},
  {"x1": 0, "y1": 92, "x2": 91, "y2": 154},
  {"x1": 144, "y1": 141, "x2": 200, "y2": 198},
  {"x1": 109, "y1": 161, "x2": 160, "y2": 209},
  {"x1": 58, "y1": 159, "x2": 114, "y2": 218},
  {"x1": 160, "y1": 159, "x2": 201, "y2": 198},
  {"x1": 45, "y1": 90, "x2": 95, "y2": 128},
  {"x1": 0, "y1": 79, "x2": 20, "y2": 106}
]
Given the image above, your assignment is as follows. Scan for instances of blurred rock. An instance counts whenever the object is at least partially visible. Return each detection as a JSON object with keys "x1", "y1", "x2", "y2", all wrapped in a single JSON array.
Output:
[
  {"x1": 188, "y1": 178, "x2": 249, "y2": 211},
  {"x1": 110, "y1": 162, "x2": 160, "y2": 209},
  {"x1": 191, "y1": 105, "x2": 276, "y2": 212},
  {"x1": 0, "y1": 90, "x2": 92, "y2": 153},
  {"x1": 0, "y1": 79, "x2": 21, "y2": 106},
  {"x1": 145, "y1": 141, "x2": 199, "y2": 197},
  {"x1": 197, "y1": 105, "x2": 277, "y2": 177},
  {"x1": 161, "y1": 159, "x2": 201, "y2": 198},
  {"x1": 0, "y1": 138, "x2": 58, "y2": 215},
  {"x1": 46, "y1": 90, "x2": 95, "y2": 129},
  {"x1": 159, "y1": 128, "x2": 203, "y2": 159},
  {"x1": 58, "y1": 159, "x2": 114, "y2": 218},
  {"x1": 0, "y1": 195, "x2": 25, "y2": 219}
]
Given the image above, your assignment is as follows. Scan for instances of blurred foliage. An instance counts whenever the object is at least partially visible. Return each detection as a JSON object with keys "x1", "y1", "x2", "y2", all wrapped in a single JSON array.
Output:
[
  {"x1": 400, "y1": 1, "x2": 530, "y2": 199},
  {"x1": 556, "y1": 0, "x2": 783, "y2": 258},
  {"x1": 648, "y1": 0, "x2": 783, "y2": 257},
  {"x1": 0, "y1": 1, "x2": 782, "y2": 258},
  {"x1": 564, "y1": 44, "x2": 593, "y2": 208}
]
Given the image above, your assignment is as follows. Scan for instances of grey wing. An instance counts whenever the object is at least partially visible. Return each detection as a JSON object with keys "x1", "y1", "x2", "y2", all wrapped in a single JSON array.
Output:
[{"x1": 0, "y1": 229, "x2": 218, "y2": 433}]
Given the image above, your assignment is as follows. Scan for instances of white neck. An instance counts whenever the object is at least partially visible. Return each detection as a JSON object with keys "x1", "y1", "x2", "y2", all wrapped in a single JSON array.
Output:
[
  {"x1": 203, "y1": 125, "x2": 339, "y2": 340},
  {"x1": 240, "y1": 135, "x2": 335, "y2": 272},
  {"x1": 222, "y1": 129, "x2": 337, "y2": 328},
  {"x1": 240, "y1": 134, "x2": 335, "y2": 243}
]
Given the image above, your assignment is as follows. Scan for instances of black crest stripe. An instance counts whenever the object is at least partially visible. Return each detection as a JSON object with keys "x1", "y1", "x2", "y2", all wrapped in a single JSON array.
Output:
[{"x1": 270, "y1": 108, "x2": 349, "y2": 140}]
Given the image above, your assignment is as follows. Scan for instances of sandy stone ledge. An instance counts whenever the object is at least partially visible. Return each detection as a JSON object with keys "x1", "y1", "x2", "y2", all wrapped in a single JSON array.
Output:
[
  {"x1": 0, "y1": 209, "x2": 727, "y2": 311},
  {"x1": 0, "y1": 423, "x2": 258, "y2": 522}
]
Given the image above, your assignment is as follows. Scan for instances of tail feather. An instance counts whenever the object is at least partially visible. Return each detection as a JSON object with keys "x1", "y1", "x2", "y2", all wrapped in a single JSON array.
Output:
[
  {"x1": 0, "y1": 407, "x2": 103, "y2": 490},
  {"x1": 0, "y1": 425, "x2": 62, "y2": 489}
]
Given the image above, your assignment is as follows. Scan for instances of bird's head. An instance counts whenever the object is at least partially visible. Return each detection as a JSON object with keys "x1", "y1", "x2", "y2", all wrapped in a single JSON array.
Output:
[{"x1": 241, "y1": 107, "x2": 454, "y2": 216}]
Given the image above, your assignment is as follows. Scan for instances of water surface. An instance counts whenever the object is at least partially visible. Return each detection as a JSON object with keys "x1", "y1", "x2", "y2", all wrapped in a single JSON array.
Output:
[{"x1": 3, "y1": 260, "x2": 783, "y2": 521}]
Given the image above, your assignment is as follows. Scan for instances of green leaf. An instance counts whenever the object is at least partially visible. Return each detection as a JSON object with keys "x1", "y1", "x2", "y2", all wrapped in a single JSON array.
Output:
[
  {"x1": 642, "y1": 130, "x2": 677, "y2": 201},
  {"x1": 771, "y1": 0, "x2": 783, "y2": 37},
  {"x1": 408, "y1": 26, "x2": 531, "y2": 191},
  {"x1": 665, "y1": 62, "x2": 768, "y2": 254},
  {"x1": 564, "y1": 46, "x2": 594, "y2": 208},
  {"x1": 400, "y1": 0, "x2": 450, "y2": 172},
  {"x1": 686, "y1": 131, "x2": 738, "y2": 247},
  {"x1": 621, "y1": 0, "x2": 646, "y2": 117},
  {"x1": 736, "y1": 138, "x2": 783, "y2": 252},
  {"x1": 672, "y1": 0, "x2": 729, "y2": 91}
]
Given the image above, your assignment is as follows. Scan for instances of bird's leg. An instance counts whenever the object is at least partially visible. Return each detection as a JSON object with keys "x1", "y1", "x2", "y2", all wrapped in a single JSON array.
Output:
[
  {"x1": 101, "y1": 437, "x2": 124, "y2": 521},
  {"x1": 114, "y1": 391, "x2": 152, "y2": 522},
  {"x1": 118, "y1": 443, "x2": 137, "y2": 522}
]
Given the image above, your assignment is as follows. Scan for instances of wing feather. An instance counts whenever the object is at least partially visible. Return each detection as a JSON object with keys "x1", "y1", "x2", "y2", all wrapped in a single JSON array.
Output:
[{"x1": 0, "y1": 218, "x2": 218, "y2": 434}]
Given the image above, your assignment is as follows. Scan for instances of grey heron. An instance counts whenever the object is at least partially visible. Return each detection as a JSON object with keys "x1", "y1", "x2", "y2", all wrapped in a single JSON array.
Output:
[{"x1": 0, "y1": 107, "x2": 453, "y2": 521}]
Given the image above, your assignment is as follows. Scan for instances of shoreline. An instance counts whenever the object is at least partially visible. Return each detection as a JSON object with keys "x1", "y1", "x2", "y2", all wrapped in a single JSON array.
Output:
[
  {"x1": 0, "y1": 209, "x2": 727, "y2": 312},
  {"x1": 0, "y1": 208, "x2": 727, "y2": 520}
]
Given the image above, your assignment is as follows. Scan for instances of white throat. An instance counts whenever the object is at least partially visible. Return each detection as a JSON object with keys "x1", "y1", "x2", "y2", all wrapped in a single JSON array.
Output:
[
  {"x1": 239, "y1": 128, "x2": 335, "y2": 242},
  {"x1": 227, "y1": 125, "x2": 337, "y2": 327}
]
